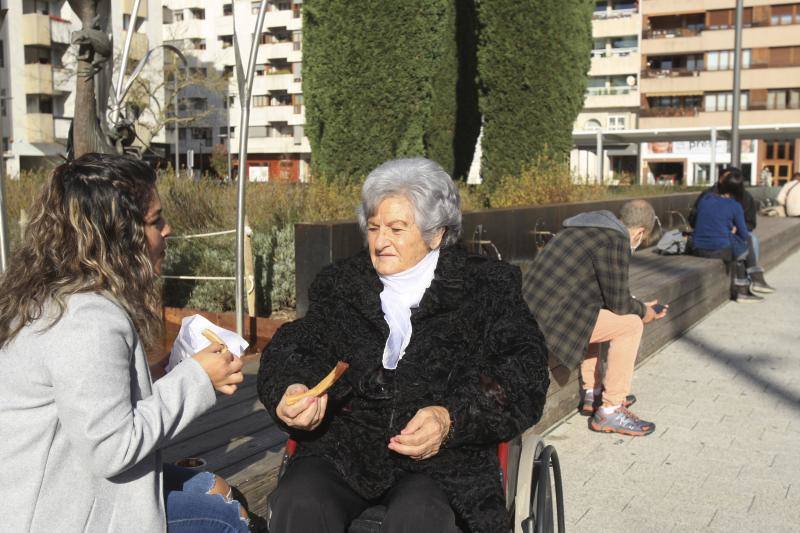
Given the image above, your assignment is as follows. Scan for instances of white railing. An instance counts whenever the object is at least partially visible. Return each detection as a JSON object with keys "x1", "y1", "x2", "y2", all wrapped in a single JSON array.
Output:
[
  {"x1": 591, "y1": 47, "x2": 638, "y2": 58},
  {"x1": 593, "y1": 8, "x2": 638, "y2": 20},
  {"x1": 585, "y1": 86, "x2": 637, "y2": 96}
]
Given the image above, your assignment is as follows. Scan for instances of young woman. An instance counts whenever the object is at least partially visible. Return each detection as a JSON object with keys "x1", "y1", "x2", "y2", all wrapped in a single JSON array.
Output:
[
  {"x1": 690, "y1": 168, "x2": 762, "y2": 303},
  {"x1": 0, "y1": 154, "x2": 249, "y2": 532}
]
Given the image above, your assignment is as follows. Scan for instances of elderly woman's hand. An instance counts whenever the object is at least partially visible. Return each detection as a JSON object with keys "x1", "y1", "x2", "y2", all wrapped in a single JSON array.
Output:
[
  {"x1": 388, "y1": 406, "x2": 451, "y2": 460},
  {"x1": 276, "y1": 384, "x2": 329, "y2": 431}
]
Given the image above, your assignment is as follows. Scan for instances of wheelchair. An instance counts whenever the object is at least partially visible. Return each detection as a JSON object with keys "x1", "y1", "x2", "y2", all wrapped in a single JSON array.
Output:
[{"x1": 268, "y1": 426, "x2": 565, "y2": 533}]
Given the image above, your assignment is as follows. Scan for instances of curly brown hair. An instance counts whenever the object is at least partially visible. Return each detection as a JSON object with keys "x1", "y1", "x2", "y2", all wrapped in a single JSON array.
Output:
[{"x1": 0, "y1": 153, "x2": 162, "y2": 349}]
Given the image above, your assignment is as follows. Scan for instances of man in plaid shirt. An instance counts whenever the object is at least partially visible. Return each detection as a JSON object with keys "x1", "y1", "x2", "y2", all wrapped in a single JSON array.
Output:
[{"x1": 522, "y1": 200, "x2": 667, "y2": 436}]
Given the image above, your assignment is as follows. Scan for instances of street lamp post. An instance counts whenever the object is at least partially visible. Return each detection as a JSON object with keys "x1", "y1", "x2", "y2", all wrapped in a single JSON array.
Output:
[{"x1": 731, "y1": 0, "x2": 744, "y2": 168}]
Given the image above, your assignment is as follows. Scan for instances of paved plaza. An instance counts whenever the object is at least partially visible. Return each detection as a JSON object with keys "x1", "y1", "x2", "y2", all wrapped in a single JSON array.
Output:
[{"x1": 546, "y1": 249, "x2": 800, "y2": 532}]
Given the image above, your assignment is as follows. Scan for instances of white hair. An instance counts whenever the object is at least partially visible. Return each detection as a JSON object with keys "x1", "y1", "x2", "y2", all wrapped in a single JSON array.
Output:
[{"x1": 357, "y1": 158, "x2": 462, "y2": 247}]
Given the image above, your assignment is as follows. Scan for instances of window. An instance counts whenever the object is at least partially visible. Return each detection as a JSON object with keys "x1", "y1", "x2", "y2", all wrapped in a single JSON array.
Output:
[
  {"x1": 223, "y1": 65, "x2": 234, "y2": 78},
  {"x1": 253, "y1": 95, "x2": 269, "y2": 107},
  {"x1": 293, "y1": 31, "x2": 302, "y2": 51},
  {"x1": 771, "y1": 5, "x2": 793, "y2": 25},
  {"x1": 584, "y1": 119, "x2": 602, "y2": 131},
  {"x1": 706, "y1": 50, "x2": 750, "y2": 71},
  {"x1": 26, "y1": 94, "x2": 52, "y2": 114},
  {"x1": 767, "y1": 89, "x2": 800, "y2": 110},
  {"x1": 271, "y1": 93, "x2": 291, "y2": 106},
  {"x1": 190, "y1": 39, "x2": 206, "y2": 51},
  {"x1": 178, "y1": 128, "x2": 187, "y2": 140},
  {"x1": 2, "y1": 138, "x2": 7, "y2": 152},
  {"x1": 174, "y1": 10, "x2": 184, "y2": 22},
  {"x1": 24, "y1": 46, "x2": 50, "y2": 64},
  {"x1": 0, "y1": 41, "x2": 5, "y2": 68},
  {"x1": 293, "y1": 94, "x2": 303, "y2": 114},
  {"x1": 190, "y1": 8, "x2": 205, "y2": 20},
  {"x1": 223, "y1": 3, "x2": 233, "y2": 16},
  {"x1": 292, "y1": 62, "x2": 302, "y2": 82},
  {"x1": 608, "y1": 116, "x2": 625, "y2": 130},
  {"x1": 293, "y1": 3, "x2": 302, "y2": 19},
  {"x1": 294, "y1": 125, "x2": 304, "y2": 145},
  {"x1": 219, "y1": 35, "x2": 234, "y2": 49},
  {"x1": 22, "y1": 0, "x2": 49, "y2": 15},
  {"x1": 705, "y1": 92, "x2": 748, "y2": 112},
  {"x1": 252, "y1": 2, "x2": 261, "y2": 14},
  {"x1": 189, "y1": 67, "x2": 208, "y2": 77},
  {"x1": 255, "y1": 64, "x2": 266, "y2": 76},
  {"x1": 189, "y1": 98, "x2": 207, "y2": 111},
  {"x1": 1, "y1": 89, "x2": 6, "y2": 117}
]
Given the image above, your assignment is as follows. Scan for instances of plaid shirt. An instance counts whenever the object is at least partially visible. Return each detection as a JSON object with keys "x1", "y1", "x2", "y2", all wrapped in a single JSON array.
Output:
[{"x1": 521, "y1": 225, "x2": 646, "y2": 369}]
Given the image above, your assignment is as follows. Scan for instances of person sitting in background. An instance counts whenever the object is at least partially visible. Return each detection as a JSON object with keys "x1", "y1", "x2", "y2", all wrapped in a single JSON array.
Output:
[
  {"x1": 689, "y1": 167, "x2": 774, "y2": 293},
  {"x1": 777, "y1": 172, "x2": 800, "y2": 217},
  {"x1": 0, "y1": 154, "x2": 248, "y2": 533},
  {"x1": 690, "y1": 168, "x2": 763, "y2": 303},
  {"x1": 522, "y1": 200, "x2": 666, "y2": 437},
  {"x1": 259, "y1": 157, "x2": 550, "y2": 533}
]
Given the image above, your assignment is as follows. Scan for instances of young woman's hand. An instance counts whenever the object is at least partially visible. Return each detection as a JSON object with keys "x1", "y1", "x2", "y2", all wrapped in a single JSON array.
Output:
[
  {"x1": 192, "y1": 343, "x2": 244, "y2": 395},
  {"x1": 276, "y1": 384, "x2": 328, "y2": 431}
]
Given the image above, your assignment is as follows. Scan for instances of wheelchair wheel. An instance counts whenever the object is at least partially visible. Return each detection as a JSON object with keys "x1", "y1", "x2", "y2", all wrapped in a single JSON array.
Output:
[{"x1": 513, "y1": 429, "x2": 565, "y2": 533}]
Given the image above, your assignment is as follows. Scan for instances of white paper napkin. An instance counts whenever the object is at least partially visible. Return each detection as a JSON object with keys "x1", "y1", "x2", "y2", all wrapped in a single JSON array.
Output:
[{"x1": 166, "y1": 314, "x2": 249, "y2": 372}]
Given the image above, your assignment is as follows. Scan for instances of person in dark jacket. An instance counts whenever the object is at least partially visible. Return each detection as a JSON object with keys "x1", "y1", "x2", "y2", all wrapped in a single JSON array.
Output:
[
  {"x1": 522, "y1": 200, "x2": 666, "y2": 437},
  {"x1": 258, "y1": 158, "x2": 550, "y2": 533},
  {"x1": 689, "y1": 168, "x2": 765, "y2": 303},
  {"x1": 688, "y1": 167, "x2": 775, "y2": 293}
]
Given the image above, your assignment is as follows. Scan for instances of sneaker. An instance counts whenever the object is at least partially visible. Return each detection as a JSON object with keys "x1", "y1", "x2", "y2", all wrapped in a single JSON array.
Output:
[
  {"x1": 590, "y1": 407, "x2": 655, "y2": 436},
  {"x1": 750, "y1": 279, "x2": 775, "y2": 294},
  {"x1": 579, "y1": 390, "x2": 637, "y2": 416},
  {"x1": 735, "y1": 291, "x2": 764, "y2": 303}
]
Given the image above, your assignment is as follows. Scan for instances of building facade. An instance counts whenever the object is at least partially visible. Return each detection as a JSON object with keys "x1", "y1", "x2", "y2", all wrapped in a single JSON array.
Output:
[
  {"x1": 0, "y1": 0, "x2": 164, "y2": 176},
  {"x1": 573, "y1": 0, "x2": 800, "y2": 186},
  {"x1": 163, "y1": 0, "x2": 309, "y2": 182}
]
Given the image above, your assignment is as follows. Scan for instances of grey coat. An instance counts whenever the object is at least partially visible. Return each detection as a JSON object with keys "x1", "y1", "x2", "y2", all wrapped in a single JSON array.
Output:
[{"x1": 0, "y1": 293, "x2": 216, "y2": 532}]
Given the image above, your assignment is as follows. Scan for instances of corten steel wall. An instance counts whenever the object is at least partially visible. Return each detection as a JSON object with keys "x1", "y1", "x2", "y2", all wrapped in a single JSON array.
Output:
[{"x1": 295, "y1": 192, "x2": 701, "y2": 316}]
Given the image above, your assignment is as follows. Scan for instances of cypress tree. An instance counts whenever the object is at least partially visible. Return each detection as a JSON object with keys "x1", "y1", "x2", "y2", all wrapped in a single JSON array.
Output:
[
  {"x1": 477, "y1": 0, "x2": 593, "y2": 185},
  {"x1": 303, "y1": 0, "x2": 460, "y2": 179}
]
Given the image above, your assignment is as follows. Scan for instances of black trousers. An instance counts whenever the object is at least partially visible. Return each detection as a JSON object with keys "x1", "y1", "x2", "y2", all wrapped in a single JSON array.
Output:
[{"x1": 268, "y1": 457, "x2": 460, "y2": 533}]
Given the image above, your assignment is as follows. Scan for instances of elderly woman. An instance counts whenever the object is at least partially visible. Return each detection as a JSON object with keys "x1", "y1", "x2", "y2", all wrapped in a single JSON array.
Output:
[{"x1": 258, "y1": 158, "x2": 550, "y2": 533}]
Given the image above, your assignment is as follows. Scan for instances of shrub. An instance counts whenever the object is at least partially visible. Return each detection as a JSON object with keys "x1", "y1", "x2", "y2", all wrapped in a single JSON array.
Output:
[
  {"x1": 477, "y1": 0, "x2": 593, "y2": 185},
  {"x1": 303, "y1": 0, "x2": 462, "y2": 178}
]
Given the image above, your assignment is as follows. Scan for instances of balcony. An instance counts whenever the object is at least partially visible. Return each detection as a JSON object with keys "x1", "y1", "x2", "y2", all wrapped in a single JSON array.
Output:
[
  {"x1": 22, "y1": 13, "x2": 51, "y2": 47},
  {"x1": 50, "y1": 17, "x2": 72, "y2": 45},
  {"x1": 583, "y1": 86, "x2": 639, "y2": 108},
  {"x1": 54, "y1": 117, "x2": 72, "y2": 141},
  {"x1": 252, "y1": 73, "x2": 293, "y2": 93},
  {"x1": 24, "y1": 64, "x2": 53, "y2": 95},
  {"x1": 266, "y1": 105, "x2": 293, "y2": 123},
  {"x1": 640, "y1": 106, "x2": 700, "y2": 118},
  {"x1": 642, "y1": 66, "x2": 800, "y2": 94},
  {"x1": 593, "y1": 13, "x2": 640, "y2": 38},
  {"x1": 639, "y1": 108, "x2": 800, "y2": 129},
  {"x1": 122, "y1": 0, "x2": 148, "y2": 18},
  {"x1": 590, "y1": 49, "x2": 640, "y2": 76},
  {"x1": 27, "y1": 113, "x2": 55, "y2": 143},
  {"x1": 265, "y1": 10, "x2": 293, "y2": 31},
  {"x1": 259, "y1": 42, "x2": 293, "y2": 62},
  {"x1": 52, "y1": 67, "x2": 72, "y2": 93},
  {"x1": 126, "y1": 32, "x2": 149, "y2": 62},
  {"x1": 248, "y1": 136, "x2": 311, "y2": 155}
]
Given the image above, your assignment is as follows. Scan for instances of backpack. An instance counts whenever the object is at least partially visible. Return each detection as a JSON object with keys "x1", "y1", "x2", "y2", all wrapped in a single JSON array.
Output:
[{"x1": 655, "y1": 229, "x2": 688, "y2": 255}]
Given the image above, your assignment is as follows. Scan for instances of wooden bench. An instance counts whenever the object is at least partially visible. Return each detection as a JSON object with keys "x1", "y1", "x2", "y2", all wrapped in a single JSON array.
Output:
[{"x1": 164, "y1": 216, "x2": 800, "y2": 528}]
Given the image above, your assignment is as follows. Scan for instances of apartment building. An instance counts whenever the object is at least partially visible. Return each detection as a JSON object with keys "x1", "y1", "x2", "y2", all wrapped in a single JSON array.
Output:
[
  {"x1": 572, "y1": 0, "x2": 642, "y2": 183},
  {"x1": 163, "y1": 0, "x2": 309, "y2": 182},
  {"x1": 640, "y1": 0, "x2": 800, "y2": 185},
  {"x1": 0, "y1": 0, "x2": 163, "y2": 176}
]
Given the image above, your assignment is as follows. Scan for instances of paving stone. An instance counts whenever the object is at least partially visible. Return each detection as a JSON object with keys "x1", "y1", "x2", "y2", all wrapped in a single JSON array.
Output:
[{"x1": 547, "y1": 249, "x2": 800, "y2": 532}]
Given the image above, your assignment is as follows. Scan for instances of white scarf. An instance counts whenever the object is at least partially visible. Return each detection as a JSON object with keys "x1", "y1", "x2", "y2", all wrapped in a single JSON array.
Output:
[{"x1": 378, "y1": 249, "x2": 440, "y2": 370}]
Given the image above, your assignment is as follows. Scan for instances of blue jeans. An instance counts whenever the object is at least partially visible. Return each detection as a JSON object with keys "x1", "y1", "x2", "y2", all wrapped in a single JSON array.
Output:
[{"x1": 163, "y1": 464, "x2": 249, "y2": 533}]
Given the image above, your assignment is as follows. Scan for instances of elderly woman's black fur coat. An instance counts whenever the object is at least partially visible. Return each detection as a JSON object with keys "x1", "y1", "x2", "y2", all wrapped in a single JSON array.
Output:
[{"x1": 257, "y1": 246, "x2": 550, "y2": 532}]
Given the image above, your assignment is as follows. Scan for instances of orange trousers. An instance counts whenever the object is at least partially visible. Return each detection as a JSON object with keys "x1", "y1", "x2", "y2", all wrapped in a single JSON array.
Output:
[{"x1": 580, "y1": 309, "x2": 644, "y2": 407}]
